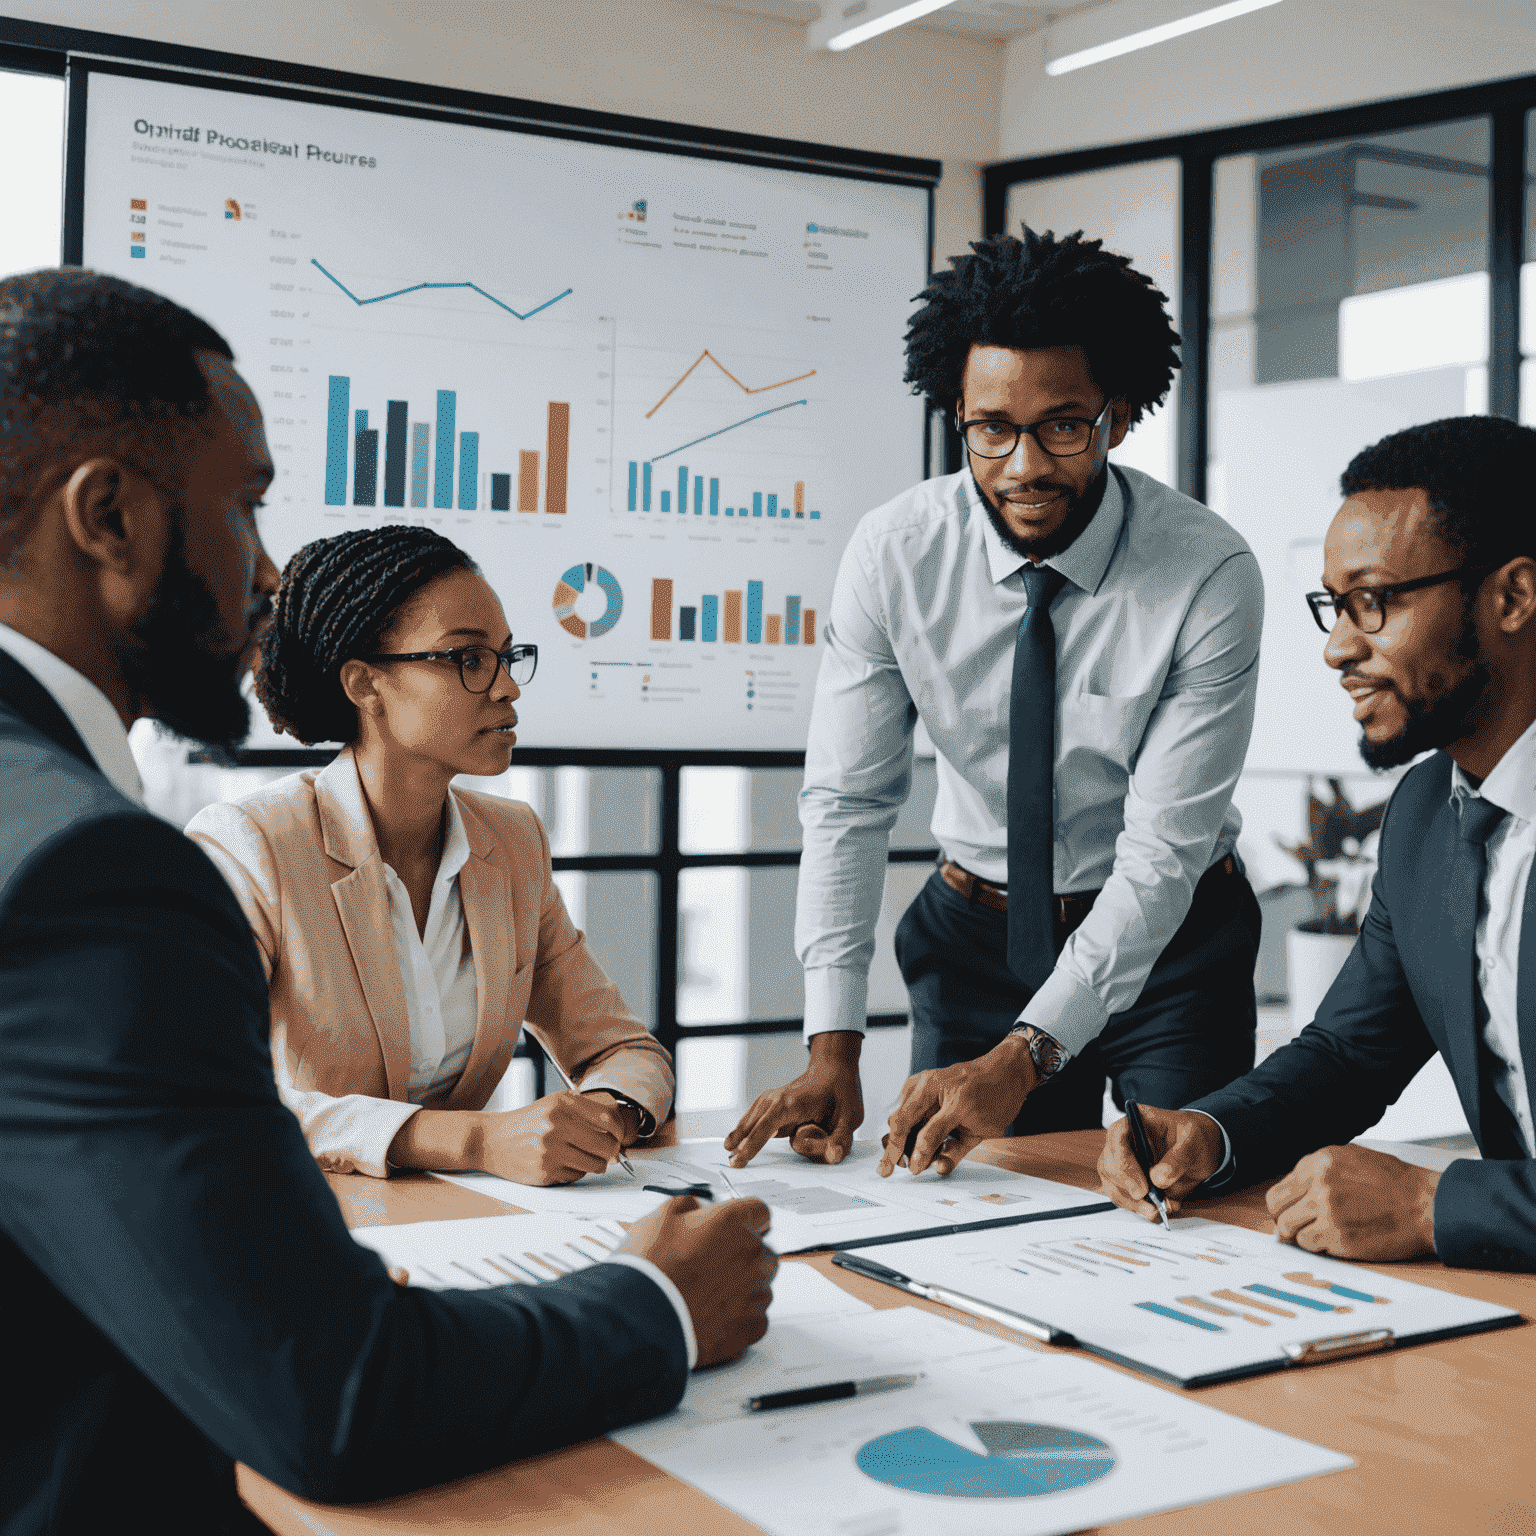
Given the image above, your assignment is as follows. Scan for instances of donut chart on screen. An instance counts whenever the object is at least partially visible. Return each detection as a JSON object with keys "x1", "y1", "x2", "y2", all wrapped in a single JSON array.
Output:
[{"x1": 554, "y1": 562, "x2": 623, "y2": 639}]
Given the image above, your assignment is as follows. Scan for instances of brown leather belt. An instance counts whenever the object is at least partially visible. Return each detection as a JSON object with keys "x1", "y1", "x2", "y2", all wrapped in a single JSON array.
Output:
[{"x1": 938, "y1": 854, "x2": 1237, "y2": 938}]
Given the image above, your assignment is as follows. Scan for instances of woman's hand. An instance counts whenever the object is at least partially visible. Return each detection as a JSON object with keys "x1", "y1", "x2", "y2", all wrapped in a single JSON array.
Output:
[{"x1": 468, "y1": 1091, "x2": 633, "y2": 1185}]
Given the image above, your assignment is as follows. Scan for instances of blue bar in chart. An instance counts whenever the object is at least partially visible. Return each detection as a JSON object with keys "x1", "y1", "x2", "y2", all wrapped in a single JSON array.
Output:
[
  {"x1": 767, "y1": 493, "x2": 778, "y2": 518},
  {"x1": 694, "y1": 475, "x2": 703, "y2": 514},
  {"x1": 785, "y1": 595, "x2": 801, "y2": 645},
  {"x1": 383, "y1": 400, "x2": 408, "y2": 508},
  {"x1": 710, "y1": 478, "x2": 719, "y2": 515},
  {"x1": 621, "y1": 458, "x2": 822, "y2": 524},
  {"x1": 746, "y1": 580, "x2": 763, "y2": 644},
  {"x1": 753, "y1": 492, "x2": 763, "y2": 518},
  {"x1": 679, "y1": 605, "x2": 697, "y2": 641},
  {"x1": 353, "y1": 410, "x2": 378, "y2": 506},
  {"x1": 410, "y1": 422, "x2": 430, "y2": 507},
  {"x1": 458, "y1": 431, "x2": 479, "y2": 511},
  {"x1": 678, "y1": 466, "x2": 688, "y2": 515},
  {"x1": 643, "y1": 462, "x2": 652, "y2": 511},
  {"x1": 628, "y1": 461, "x2": 638, "y2": 511},
  {"x1": 491, "y1": 473, "x2": 511, "y2": 512},
  {"x1": 701, "y1": 593, "x2": 718, "y2": 642},
  {"x1": 434, "y1": 391, "x2": 456, "y2": 509},
  {"x1": 325, "y1": 375, "x2": 350, "y2": 505},
  {"x1": 661, "y1": 490, "x2": 671, "y2": 511}
]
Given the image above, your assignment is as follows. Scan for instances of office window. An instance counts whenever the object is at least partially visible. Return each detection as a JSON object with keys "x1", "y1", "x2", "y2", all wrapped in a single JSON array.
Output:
[
  {"x1": 1006, "y1": 160, "x2": 1181, "y2": 488},
  {"x1": 0, "y1": 70, "x2": 63, "y2": 278}
]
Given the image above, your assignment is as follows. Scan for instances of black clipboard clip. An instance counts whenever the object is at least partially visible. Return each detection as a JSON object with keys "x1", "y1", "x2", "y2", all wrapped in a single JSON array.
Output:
[{"x1": 1281, "y1": 1327, "x2": 1394, "y2": 1366}]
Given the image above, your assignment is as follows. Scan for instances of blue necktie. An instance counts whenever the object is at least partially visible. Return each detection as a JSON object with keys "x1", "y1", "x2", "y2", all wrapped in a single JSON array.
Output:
[
  {"x1": 1007, "y1": 564, "x2": 1067, "y2": 989},
  {"x1": 1452, "y1": 795, "x2": 1510, "y2": 1145}
]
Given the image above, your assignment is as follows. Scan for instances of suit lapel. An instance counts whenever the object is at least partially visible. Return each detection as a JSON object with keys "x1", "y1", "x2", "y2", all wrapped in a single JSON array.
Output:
[
  {"x1": 316, "y1": 749, "x2": 412, "y2": 1100},
  {"x1": 1515, "y1": 859, "x2": 1536, "y2": 1149},
  {"x1": 449, "y1": 791, "x2": 517, "y2": 1107},
  {"x1": 1437, "y1": 792, "x2": 1488, "y2": 1138},
  {"x1": 0, "y1": 648, "x2": 97, "y2": 771}
]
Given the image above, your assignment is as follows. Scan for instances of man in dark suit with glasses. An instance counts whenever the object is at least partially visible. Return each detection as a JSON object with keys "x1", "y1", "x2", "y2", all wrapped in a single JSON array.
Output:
[{"x1": 1101, "y1": 416, "x2": 1536, "y2": 1272}]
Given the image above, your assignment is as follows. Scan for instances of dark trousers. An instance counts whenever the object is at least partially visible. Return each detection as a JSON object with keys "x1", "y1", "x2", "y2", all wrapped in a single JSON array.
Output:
[{"x1": 894, "y1": 863, "x2": 1262, "y2": 1133}]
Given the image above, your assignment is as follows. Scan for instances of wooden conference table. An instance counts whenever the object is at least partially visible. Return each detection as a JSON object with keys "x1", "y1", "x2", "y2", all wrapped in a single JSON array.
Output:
[{"x1": 238, "y1": 1129, "x2": 1536, "y2": 1535}]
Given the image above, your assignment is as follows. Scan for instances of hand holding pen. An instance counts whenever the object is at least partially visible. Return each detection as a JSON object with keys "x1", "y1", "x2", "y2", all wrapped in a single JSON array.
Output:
[{"x1": 1097, "y1": 1102, "x2": 1226, "y2": 1223}]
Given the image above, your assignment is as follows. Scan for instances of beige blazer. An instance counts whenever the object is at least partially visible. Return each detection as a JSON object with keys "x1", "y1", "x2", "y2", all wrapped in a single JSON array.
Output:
[{"x1": 187, "y1": 749, "x2": 674, "y2": 1176}]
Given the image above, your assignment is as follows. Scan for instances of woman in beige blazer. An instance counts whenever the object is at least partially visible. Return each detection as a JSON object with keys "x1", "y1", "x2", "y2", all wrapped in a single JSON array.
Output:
[{"x1": 188, "y1": 526, "x2": 673, "y2": 1182}]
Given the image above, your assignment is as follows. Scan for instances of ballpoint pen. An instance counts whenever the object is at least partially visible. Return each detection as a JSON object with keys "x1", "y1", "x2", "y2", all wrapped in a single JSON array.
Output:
[
  {"x1": 832, "y1": 1251, "x2": 1072, "y2": 1345},
  {"x1": 1124, "y1": 1100, "x2": 1170, "y2": 1231},
  {"x1": 745, "y1": 1373, "x2": 923, "y2": 1412}
]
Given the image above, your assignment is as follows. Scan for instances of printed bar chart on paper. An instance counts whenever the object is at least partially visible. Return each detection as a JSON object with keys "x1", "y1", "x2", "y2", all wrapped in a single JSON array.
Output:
[
  {"x1": 868, "y1": 1211, "x2": 1520, "y2": 1387},
  {"x1": 614, "y1": 1306, "x2": 1353, "y2": 1536}
]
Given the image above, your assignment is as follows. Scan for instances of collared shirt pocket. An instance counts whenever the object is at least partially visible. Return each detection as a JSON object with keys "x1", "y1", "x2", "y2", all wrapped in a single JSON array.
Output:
[{"x1": 1067, "y1": 687, "x2": 1157, "y2": 773}]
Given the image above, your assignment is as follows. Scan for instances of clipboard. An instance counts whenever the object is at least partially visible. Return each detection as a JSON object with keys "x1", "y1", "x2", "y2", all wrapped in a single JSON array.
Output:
[{"x1": 833, "y1": 1213, "x2": 1524, "y2": 1388}]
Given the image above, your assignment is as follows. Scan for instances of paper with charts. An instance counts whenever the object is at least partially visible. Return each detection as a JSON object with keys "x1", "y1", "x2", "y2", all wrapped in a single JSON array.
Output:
[
  {"x1": 613, "y1": 1305, "x2": 1351, "y2": 1536},
  {"x1": 435, "y1": 1138, "x2": 1110, "y2": 1252},
  {"x1": 348, "y1": 1212, "x2": 870, "y2": 1322},
  {"x1": 869, "y1": 1210, "x2": 1521, "y2": 1386}
]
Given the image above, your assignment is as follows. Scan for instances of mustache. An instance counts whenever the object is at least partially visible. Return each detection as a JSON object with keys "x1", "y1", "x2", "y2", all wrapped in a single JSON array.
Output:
[{"x1": 1339, "y1": 667, "x2": 1395, "y2": 692}]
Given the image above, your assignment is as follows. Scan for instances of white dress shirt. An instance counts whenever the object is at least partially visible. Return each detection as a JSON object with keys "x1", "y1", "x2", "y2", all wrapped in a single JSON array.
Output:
[
  {"x1": 797, "y1": 466, "x2": 1262, "y2": 1056},
  {"x1": 0, "y1": 623, "x2": 144, "y2": 804},
  {"x1": 1452, "y1": 719, "x2": 1536, "y2": 1158}
]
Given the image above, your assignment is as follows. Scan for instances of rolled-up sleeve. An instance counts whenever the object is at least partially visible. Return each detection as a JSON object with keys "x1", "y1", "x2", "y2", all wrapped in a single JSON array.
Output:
[
  {"x1": 796, "y1": 525, "x2": 917, "y2": 1039},
  {"x1": 1023, "y1": 551, "x2": 1264, "y2": 1056}
]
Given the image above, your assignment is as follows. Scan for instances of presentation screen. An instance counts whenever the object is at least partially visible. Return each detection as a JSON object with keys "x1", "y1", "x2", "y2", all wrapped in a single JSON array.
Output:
[{"x1": 78, "y1": 67, "x2": 929, "y2": 751}]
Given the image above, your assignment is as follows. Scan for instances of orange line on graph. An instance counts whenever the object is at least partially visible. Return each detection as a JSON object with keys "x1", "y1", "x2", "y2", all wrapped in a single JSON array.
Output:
[
  {"x1": 1076, "y1": 1243, "x2": 1150, "y2": 1265},
  {"x1": 645, "y1": 349, "x2": 817, "y2": 418}
]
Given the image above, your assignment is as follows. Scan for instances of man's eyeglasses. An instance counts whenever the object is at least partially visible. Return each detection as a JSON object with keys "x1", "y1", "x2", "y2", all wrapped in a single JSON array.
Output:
[
  {"x1": 1305, "y1": 565, "x2": 1498, "y2": 635},
  {"x1": 362, "y1": 642, "x2": 538, "y2": 692},
  {"x1": 958, "y1": 397, "x2": 1113, "y2": 460}
]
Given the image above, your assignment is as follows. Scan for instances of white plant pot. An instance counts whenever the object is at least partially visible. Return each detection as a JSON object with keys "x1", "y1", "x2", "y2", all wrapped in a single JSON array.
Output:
[{"x1": 1286, "y1": 928, "x2": 1357, "y2": 1032}]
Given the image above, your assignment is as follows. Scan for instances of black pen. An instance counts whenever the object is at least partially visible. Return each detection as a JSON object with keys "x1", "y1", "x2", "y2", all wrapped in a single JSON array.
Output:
[
  {"x1": 832, "y1": 1251, "x2": 1072, "y2": 1345},
  {"x1": 745, "y1": 1372, "x2": 921, "y2": 1412},
  {"x1": 642, "y1": 1182, "x2": 714, "y2": 1200},
  {"x1": 1123, "y1": 1101, "x2": 1170, "y2": 1231}
]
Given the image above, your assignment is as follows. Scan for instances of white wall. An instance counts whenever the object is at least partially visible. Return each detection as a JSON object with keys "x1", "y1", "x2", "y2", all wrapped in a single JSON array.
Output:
[
  {"x1": 3, "y1": 0, "x2": 999, "y2": 266},
  {"x1": 1000, "y1": 0, "x2": 1536, "y2": 160}
]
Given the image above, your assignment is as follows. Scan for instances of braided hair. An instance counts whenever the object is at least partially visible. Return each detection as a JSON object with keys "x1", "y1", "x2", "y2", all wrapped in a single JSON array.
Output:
[
  {"x1": 256, "y1": 526, "x2": 479, "y2": 744},
  {"x1": 903, "y1": 227, "x2": 1180, "y2": 427}
]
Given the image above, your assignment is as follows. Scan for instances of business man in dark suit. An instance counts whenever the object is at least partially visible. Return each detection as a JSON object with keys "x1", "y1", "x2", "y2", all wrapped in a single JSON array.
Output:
[
  {"x1": 1099, "y1": 416, "x2": 1536, "y2": 1271},
  {"x1": 0, "y1": 269, "x2": 775, "y2": 1535}
]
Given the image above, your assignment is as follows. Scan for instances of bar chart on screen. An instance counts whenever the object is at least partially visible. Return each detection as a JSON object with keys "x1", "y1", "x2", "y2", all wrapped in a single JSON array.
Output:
[{"x1": 648, "y1": 575, "x2": 816, "y2": 647}]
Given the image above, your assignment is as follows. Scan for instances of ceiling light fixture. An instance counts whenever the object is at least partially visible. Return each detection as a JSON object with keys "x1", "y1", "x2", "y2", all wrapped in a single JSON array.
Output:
[
  {"x1": 1045, "y1": 0, "x2": 1284, "y2": 76},
  {"x1": 819, "y1": 0, "x2": 959, "y2": 53}
]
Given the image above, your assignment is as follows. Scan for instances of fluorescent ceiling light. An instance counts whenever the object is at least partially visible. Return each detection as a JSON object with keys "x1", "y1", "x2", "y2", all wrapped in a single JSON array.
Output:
[
  {"x1": 1046, "y1": 0, "x2": 1283, "y2": 76},
  {"x1": 824, "y1": 0, "x2": 958, "y2": 52}
]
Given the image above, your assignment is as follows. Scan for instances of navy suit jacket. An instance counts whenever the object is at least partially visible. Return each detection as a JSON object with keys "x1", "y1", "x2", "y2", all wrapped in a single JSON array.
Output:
[
  {"x1": 0, "y1": 650, "x2": 688, "y2": 1536},
  {"x1": 1190, "y1": 749, "x2": 1536, "y2": 1271}
]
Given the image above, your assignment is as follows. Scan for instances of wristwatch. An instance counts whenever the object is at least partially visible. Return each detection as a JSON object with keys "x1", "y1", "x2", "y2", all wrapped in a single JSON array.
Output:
[
  {"x1": 583, "y1": 1088, "x2": 656, "y2": 1140},
  {"x1": 1006, "y1": 1023, "x2": 1069, "y2": 1083}
]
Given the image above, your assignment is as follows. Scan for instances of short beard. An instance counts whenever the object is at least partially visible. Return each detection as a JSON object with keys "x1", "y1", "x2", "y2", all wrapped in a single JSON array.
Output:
[
  {"x1": 1358, "y1": 613, "x2": 1488, "y2": 771},
  {"x1": 122, "y1": 511, "x2": 252, "y2": 749},
  {"x1": 976, "y1": 466, "x2": 1108, "y2": 563}
]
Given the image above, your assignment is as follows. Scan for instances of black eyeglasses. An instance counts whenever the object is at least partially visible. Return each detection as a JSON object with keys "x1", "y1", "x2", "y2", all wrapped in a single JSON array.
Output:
[
  {"x1": 958, "y1": 397, "x2": 1113, "y2": 460},
  {"x1": 362, "y1": 642, "x2": 538, "y2": 692},
  {"x1": 1305, "y1": 565, "x2": 1498, "y2": 635}
]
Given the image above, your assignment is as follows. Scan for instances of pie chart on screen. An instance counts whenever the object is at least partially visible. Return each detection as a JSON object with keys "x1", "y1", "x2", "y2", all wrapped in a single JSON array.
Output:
[
  {"x1": 553, "y1": 562, "x2": 623, "y2": 639},
  {"x1": 855, "y1": 1421, "x2": 1115, "y2": 1499}
]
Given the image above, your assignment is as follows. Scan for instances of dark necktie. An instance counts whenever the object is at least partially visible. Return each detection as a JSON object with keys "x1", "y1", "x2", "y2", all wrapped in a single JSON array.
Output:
[
  {"x1": 1007, "y1": 563, "x2": 1067, "y2": 989},
  {"x1": 1452, "y1": 794, "x2": 1516, "y2": 1152}
]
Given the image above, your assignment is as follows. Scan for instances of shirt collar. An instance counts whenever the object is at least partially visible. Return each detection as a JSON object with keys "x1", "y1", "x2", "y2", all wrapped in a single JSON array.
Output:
[
  {"x1": 972, "y1": 467, "x2": 1126, "y2": 595},
  {"x1": 319, "y1": 744, "x2": 473, "y2": 883},
  {"x1": 0, "y1": 622, "x2": 144, "y2": 805},
  {"x1": 1450, "y1": 713, "x2": 1536, "y2": 825}
]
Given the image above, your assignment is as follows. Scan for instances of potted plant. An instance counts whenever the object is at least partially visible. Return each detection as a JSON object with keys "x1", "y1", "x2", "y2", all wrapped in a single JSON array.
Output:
[{"x1": 1280, "y1": 778, "x2": 1386, "y2": 1029}]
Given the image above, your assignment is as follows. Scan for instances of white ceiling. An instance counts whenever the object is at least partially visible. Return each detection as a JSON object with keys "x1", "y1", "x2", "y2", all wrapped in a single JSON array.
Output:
[{"x1": 698, "y1": 0, "x2": 1120, "y2": 43}]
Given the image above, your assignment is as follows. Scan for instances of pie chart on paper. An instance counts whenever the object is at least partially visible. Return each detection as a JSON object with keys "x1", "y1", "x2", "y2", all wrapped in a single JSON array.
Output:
[
  {"x1": 855, "y1": 1421, "x2": 1116, "y2": 1499},
  {"x1": 553, "y1": 562, "x2": 623, "y2": 640}
]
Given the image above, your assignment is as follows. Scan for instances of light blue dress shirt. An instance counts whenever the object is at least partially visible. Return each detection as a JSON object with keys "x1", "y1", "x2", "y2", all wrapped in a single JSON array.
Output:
[{"x1": 797, "y1": 465, "x2": 1263, "y2": 1058}]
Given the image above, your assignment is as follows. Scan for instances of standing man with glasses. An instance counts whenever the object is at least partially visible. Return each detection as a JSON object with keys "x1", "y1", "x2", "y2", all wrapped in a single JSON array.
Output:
[
  {"x1": 1101, "y1": 417, "x2": 1536, "y2": 1271},
  {"x1": 726, "y1": 228, "x2": 1265, "y2": 1172}
]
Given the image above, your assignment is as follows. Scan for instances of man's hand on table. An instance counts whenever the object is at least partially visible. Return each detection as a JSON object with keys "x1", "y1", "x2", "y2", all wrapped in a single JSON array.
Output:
[
  {"x1": 1267, "y1": 1144, "x2": 1439, "y2": 1261},
  {"x1": 1098, "y1": 1105, "x2": 1224, "y2": 1219},
  {"x1": 725, "y1": 1030, "x2": 865, "y2": 1168},
  {"x1": 877, "y1": 1033, "x2": 1038, "y2": 1178},
  {"x1": 617, "y1": 1195, "x2": 778, "y2": 1367}
]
